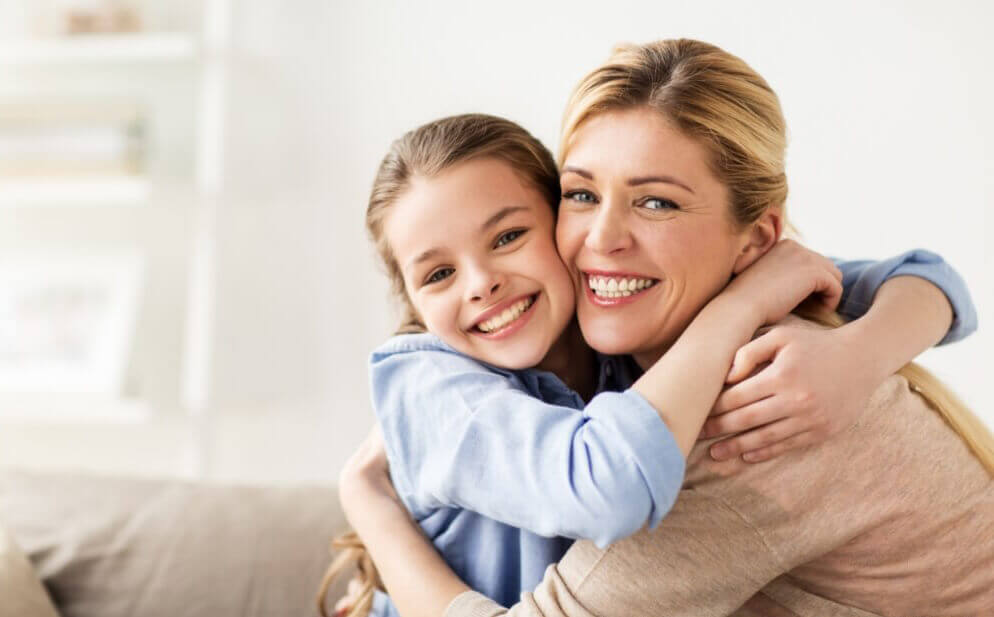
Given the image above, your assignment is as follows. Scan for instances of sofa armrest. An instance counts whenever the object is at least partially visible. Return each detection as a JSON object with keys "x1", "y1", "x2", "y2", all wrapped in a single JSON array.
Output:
[{"x1": 0, "y1": 469, "x2": 351, "y2": 617}]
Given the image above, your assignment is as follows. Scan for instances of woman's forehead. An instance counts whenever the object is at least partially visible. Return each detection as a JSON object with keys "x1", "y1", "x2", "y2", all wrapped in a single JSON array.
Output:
[{"x1": 563, "y1": 108, "x2": 714, "y2": 184}]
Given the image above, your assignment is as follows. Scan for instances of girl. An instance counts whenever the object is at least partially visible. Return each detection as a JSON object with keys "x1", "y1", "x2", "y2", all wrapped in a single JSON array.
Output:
[{"x1": 323, "y1": 112, "x2": 975, "y2": 617}]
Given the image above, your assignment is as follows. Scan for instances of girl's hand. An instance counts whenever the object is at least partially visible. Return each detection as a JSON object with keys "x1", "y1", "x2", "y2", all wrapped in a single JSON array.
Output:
[
  {"x1": 700, "y1": 321, "x2": 879, "y2": 462},
  {"x1": 724, "y1": 239, "x2": 843, "y2": 327}
]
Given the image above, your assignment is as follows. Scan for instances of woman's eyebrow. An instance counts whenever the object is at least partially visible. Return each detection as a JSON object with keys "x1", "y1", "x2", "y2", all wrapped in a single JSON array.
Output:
[
  {"x1": 627, "y1": 175, "x2": 695, "y2": 195},
  {"x1": 562, "y1": 166, "x2": 694, "y2": 194},
  {"x1": 561, "y1": 165, "x2": 592, "y2": 179}
]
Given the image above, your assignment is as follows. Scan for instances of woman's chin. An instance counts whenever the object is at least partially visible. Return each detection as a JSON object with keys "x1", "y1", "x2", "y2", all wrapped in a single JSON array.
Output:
[{"x1": 577, "y1": 327, "x2": 642, "y2": 357}]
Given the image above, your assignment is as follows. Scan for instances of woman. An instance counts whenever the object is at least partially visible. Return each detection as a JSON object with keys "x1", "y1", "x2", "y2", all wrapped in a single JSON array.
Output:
[{"x1": 339, "y1": 40, "x2": 992, "y2": 616}]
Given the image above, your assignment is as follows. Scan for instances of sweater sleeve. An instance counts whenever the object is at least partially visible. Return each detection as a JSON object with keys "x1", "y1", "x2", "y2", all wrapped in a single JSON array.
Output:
[
  {"x1": 371, "y1": 348, "x2": 684, "y2": 547},
  {"x1": 833, "y1": 249, "x2": 977, "y2": 344}
]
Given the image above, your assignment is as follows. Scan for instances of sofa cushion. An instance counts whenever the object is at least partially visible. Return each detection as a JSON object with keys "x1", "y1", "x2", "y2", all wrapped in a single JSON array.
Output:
[
  {"x1": 0, "y1": 469, "x2": 351, "y2": 617},
  {"x1": 0, "y1": 519, "x2": 61, "y2": 617}
]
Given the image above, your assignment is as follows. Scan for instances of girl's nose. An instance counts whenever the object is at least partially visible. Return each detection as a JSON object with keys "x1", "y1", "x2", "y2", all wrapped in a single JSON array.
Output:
[
  {"x1": 584, "y1": 199, "x2": 632, "y2": 255},
  {"x1": 466, "y1": 265, "x2": 505, "y2": 302}
]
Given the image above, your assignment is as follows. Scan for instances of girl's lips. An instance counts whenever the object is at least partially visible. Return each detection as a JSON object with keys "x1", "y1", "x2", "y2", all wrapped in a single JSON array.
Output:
[{"x1": 470, "y1": 293, "x2": 539, "y2": 340}]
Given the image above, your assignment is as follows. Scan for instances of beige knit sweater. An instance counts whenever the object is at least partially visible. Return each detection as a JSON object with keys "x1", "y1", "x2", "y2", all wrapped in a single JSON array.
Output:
[{"x1": 445, "y1": 372, "x2": 994, "y2": 616}]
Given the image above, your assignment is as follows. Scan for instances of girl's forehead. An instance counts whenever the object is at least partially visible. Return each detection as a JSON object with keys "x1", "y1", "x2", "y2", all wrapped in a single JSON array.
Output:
[{"x1": 385, "y1": 160, "x2": 552, "y2": 269}]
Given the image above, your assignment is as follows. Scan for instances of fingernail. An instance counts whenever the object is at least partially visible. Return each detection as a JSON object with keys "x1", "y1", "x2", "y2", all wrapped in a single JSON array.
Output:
[
  {"x1": 711, "y1": 444, "x2": 728, "y2": 460},
  {"x1": 742, "y1": 452, "x2": 759, "y2": 463}
]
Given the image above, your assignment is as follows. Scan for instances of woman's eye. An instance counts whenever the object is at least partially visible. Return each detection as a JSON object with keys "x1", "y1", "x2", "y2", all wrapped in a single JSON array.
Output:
[
  {"x1": 425, "y1": 267, "x2": 454, "y2": 284},
  {"x1": 641, "y1": 197, "x2": 679, "y2": 211},
  {"x1": 495, "y1": 229, "x2": 526, "y2": 248},
  {"x1": 563, "y1": 190, "x2": 596, "y2": 204}
]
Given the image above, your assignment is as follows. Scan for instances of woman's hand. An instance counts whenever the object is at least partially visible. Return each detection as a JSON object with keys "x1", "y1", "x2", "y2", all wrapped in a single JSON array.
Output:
[
  {"x1": 724, "y1": 239, "x2": 843, "y2": 327},
  {"x1": 333, "y1": 576, "x2": 366, "y2": 617},
  {"x1": 338, "y1": 424, "x2": 401, "y2": 524}
]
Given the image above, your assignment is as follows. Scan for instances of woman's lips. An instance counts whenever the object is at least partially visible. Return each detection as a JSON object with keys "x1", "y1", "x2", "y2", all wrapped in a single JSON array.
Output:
[{"x1": 582, "y1": 272, "x2": 660, "y2": 307}]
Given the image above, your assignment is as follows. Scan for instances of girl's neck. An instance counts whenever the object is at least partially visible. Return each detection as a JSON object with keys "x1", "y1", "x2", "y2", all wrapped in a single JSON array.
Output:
[{"x1": 536, "y1": 318, "x2": 598, "y2": 401}]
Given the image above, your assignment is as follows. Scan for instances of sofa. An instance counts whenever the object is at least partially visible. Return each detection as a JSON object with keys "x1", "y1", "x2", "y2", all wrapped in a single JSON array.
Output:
[{"x1": 0, "y1": 468, "x2": 351, "y2": 617}]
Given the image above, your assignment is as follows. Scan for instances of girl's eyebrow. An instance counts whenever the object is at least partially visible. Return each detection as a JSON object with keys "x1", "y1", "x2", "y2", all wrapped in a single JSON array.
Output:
[
  {"x1": 407, "y1": 206, "x2": 529, "y2": 270},
  {"x1": 481, "y1": 206, "x2": 528, "y2": 232},
  {"x1": 562, "y1": 165, "x2": 694, "y2": 195}
]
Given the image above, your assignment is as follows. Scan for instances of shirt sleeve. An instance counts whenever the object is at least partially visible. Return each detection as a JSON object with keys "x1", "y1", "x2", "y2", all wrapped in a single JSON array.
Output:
[
  {"x1": 832, "y1": 249, "x2": 977, "y2": 344},
  {"x1": 371, "y1": 348, "x2": 685, "y2": 547},
  {"x1": 370, "y1": 590, "x2": 401, "y2": 617}
]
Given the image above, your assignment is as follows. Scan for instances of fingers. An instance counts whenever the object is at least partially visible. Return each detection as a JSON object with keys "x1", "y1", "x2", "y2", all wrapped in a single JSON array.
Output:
[
  {"x1": 707, "y1": 417, "x2": 805, "y2": 461},
  {"x1": 738, "y1": 430, "x2": 815, "y2": 463},
  {"x1": 725, "y1": 330, "x2": 784, "y2": 384},
  {"x1": 703, "y1": 396, "x2": 781, "y2": 439}
]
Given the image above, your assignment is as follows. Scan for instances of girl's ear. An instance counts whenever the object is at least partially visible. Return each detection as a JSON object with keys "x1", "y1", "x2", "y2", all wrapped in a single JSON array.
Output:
[{"x1": 733, "y1": 208, "x2": 783, "y2": 274}]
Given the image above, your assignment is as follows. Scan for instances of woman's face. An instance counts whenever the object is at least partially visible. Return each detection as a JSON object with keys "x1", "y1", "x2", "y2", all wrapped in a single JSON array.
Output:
[{"x1": 556, "y1": 107, "x2": 754, "y2": 367}]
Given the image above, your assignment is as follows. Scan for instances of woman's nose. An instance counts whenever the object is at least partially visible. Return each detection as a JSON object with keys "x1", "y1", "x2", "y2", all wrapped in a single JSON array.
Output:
[{"x1": 584, "y1": 200, "x2": 632, "y2": 255}]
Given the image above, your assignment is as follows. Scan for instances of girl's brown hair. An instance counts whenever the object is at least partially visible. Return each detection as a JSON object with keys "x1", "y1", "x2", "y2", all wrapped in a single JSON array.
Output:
[
  {"x1": 317, "y1": 113, "x2": 560, "y2": 617},
  {"x1": 561, "y1": 38, "x2": 993, "y2": 472}
]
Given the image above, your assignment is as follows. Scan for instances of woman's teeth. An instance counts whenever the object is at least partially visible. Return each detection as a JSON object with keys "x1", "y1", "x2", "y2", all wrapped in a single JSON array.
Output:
[
  {"x1": 588, "y1": 275, "x2": 657, "y2": 298},
  {"x1": 476, "y1": 296, "x2": 534, "y2": 333}
]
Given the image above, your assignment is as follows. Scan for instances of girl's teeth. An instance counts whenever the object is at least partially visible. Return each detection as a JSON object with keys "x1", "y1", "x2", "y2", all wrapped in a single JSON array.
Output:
[
  {"x1": 477, "y1": 296, "x2": 534, "y2": 333},
  {"x1": 587, "y1": 276, "x2": 657, "y2": 298}
]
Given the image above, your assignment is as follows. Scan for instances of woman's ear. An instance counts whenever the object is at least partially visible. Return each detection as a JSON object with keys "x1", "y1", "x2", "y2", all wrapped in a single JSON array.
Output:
[{"x1": 733, "y1": 208, "x2": 782, "y2": 274}]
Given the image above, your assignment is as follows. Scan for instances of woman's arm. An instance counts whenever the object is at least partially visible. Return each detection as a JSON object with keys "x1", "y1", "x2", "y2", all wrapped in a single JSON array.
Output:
[
  {"x1": 702, "y1": 249, "x2": 976, "y2": 462},
  {"x1": 338, "y1": 428, "x2": 471, "y2": 617}
]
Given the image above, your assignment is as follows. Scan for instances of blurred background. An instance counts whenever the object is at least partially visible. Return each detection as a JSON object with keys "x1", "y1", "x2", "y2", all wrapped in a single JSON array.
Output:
[{"x1": 0, "y1": 0, "x2": 989, "y2": 486}]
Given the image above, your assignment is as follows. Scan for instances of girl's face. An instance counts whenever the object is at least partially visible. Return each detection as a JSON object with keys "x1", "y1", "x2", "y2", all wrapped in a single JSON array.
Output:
[
  {"x1": 385, "y1": 157, "x2": 575, "y2": 370},
  {"x1": 556, "y1": 107, "x2": 755, "y2": 367}
]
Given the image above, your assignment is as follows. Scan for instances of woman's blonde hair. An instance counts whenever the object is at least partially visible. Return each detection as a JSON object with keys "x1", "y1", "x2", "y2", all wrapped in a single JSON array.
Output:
[
  {"x1": 560, "y1": 38, "x2": 994, "y2": 473},
  {"x1": 317, "y1": 113, "x2": 561, "y2": 617}
]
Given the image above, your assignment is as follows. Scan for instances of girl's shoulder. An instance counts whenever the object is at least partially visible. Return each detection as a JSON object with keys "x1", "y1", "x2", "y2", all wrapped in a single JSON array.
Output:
[
  {"x1": 370, "y1": 332, "x2": 515, "y2": 377},
  {"x1": 372, "y1": 331, "x2": 455, "y2": 358}
]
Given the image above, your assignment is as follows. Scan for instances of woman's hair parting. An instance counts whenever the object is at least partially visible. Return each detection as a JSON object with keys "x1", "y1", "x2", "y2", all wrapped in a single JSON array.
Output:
[
  {"x1": 365, "y1": 113, "x2": 561, "y2": 335},
  {"x1": 562, "y1": 38, "x2": 994, "y2": 472},
  {"x1": 317, "y1": 113, "x2": 560, "y2": 617}
]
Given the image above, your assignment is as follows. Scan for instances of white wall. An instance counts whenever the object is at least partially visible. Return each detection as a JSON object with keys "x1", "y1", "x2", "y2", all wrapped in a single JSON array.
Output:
[{"x1": 4, "y1": 0, "x2": 990, "y2": 484}]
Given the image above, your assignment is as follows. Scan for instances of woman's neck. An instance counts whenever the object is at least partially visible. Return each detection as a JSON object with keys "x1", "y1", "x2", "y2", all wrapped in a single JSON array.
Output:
[
  {"x1": 632, "y1": 348, "x2": 666, "y2": 372},
  {"x1": 537, "y1": 318, "x2": 598, "y2": 401}
]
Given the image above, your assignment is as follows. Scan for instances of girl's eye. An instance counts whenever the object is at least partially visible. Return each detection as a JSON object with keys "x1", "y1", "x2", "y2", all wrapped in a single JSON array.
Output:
[
  {"x1": 495, "y1": 229, "x2": 526, "y2": 248},
  {"x1": 425, "y1": 267, "x2": 454, "y2": 284},
  {"x1": 563, "y1": 190, "x2": 597, "y2": 204},
  {"x1": 640, "y1": 197, "x2": 680, "y2": 211}
]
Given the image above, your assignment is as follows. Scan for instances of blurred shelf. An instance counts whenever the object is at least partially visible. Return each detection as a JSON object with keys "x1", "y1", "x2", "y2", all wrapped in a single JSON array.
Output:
[
  {"x1": 0, "y1": 394, "x2": 151, "y2": 424},
  {"x1": 0, "y1": 175, "x2": 149, "y2": 206},
  {"x1": 0, "y1": 33, "x2": 196, "y2": 65}
]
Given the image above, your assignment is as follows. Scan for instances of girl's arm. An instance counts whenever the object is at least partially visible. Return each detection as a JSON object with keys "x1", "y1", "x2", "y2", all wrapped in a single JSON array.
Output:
[
  {"x1": 375, "y1": 242, "x2": 841, "y2": 546},
  {"x1": 702, "y1": 249, "x2": 977, "y2": 462}
]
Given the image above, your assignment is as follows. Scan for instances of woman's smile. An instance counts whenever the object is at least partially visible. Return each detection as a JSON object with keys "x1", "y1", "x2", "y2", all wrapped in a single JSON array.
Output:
[{"x1": 583, "y1": 271, "x2": 661, "y2": 306}]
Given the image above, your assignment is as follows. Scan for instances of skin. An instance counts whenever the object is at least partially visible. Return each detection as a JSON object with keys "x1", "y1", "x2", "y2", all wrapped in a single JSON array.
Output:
[{"x1": 336, "y1": 107, "x2": 958, "y2": 617}]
